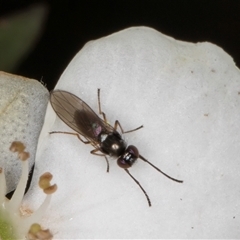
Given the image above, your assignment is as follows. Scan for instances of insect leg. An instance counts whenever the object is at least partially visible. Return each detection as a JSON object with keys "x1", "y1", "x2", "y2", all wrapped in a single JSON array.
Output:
[
  {"x1": 114, "y1": 120, "x2": 143, "y2": 134},
  {"x1": 91, "y1": 148, "x2": 110, "y2": 172},
  {"x1": 97, "y1": 89, "x2": 142, "y2": 133},
  {"x1": 50, "y1": 131, "x2": 91, "y2": 144},
  {"x1": 124, "y1": 169, "x2": 151, "y2": 207},
  {"x1": 139, "y1": 155, "x2": 183, "y2": 183},
  {"x1": 97, "y1": 88, "x2": 108, "y2": 123}
]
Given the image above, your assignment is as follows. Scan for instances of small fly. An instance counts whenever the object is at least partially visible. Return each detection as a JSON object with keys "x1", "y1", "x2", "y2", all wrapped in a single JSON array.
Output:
[{"x1": 50, "y1": 89, "x2": 183, "y2": 207}]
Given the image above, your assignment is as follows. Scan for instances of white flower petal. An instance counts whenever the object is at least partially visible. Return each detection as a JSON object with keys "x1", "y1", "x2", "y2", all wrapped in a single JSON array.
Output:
[
  {"x1": 28, "y1": 27, "x2": 240, "y2": 238},
  {"x1": 0, "y1": 72, "x2": 49, "y2": 193}
]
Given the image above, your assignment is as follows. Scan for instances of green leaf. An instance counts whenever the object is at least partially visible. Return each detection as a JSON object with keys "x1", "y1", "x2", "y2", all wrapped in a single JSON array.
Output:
[{"x1": 0, "y1": 4, "x2": 48, "y2": 71}]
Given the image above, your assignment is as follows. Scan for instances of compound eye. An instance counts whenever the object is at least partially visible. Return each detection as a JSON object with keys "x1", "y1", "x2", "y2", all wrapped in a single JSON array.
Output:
[{"x1": 117, "y1": 145, "x2": 139, "y2": 169}]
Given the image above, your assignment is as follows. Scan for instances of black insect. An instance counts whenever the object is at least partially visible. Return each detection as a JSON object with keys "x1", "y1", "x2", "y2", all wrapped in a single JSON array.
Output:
[{"x1": 50, "y1": 89, "x2": 183, "y2": 207}]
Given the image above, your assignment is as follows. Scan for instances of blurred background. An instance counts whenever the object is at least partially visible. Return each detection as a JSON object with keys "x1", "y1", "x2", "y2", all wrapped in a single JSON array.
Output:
[{"x1": 0, "y1": 0, "x2": 239, "y2": 90}]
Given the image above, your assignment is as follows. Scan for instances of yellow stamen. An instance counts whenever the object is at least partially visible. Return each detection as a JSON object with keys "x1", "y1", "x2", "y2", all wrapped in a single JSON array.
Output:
[
  {"x1": 18, "y1": 151, "x2": 30, "y2": 161},
  {"x1": 9, "y1": 141, "x2": 26, "y2": 153},
  {"x1": 1, "y1": 141, "x2": 57, "y2": 239},
  {"x1": 28, "y1": 223, "x2": 53, "y2": 240},
  {"x1": 43, "y1": 184, "x2": 57, "y2": 194}
]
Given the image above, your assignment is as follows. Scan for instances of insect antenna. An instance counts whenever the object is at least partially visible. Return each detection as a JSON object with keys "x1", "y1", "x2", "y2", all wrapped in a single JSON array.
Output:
[
  {"x1": 139, "y1": 155, "x2": 183, "y2": 183},
  {"x1": 124, "y1": 169, "x2": 151, "y2": 207}
]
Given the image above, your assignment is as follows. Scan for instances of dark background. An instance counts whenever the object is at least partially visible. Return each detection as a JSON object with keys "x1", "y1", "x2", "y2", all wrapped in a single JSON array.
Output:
[{"x1": 1, "y1": 0, "x2": 240, "y2": 90}]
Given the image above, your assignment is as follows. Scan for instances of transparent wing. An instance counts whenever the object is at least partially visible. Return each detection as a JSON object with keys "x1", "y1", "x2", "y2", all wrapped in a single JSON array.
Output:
[{"x1": 50, "y1": 90, "x2": 114, "y2": 143}]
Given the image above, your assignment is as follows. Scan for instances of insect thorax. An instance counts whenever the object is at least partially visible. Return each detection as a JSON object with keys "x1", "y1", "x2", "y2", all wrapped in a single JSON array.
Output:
[{"x1": 100, "y1": 131, "x2": 127, "y2": 157}]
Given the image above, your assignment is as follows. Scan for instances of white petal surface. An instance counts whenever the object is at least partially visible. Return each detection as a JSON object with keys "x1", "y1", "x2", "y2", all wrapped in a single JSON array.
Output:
[
  {"x1": 0, "y1": 72, "x2": 49, "y2": 192},
  {"x1": 26, "y1": 27, "x2": 240, "y2": 238}
]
